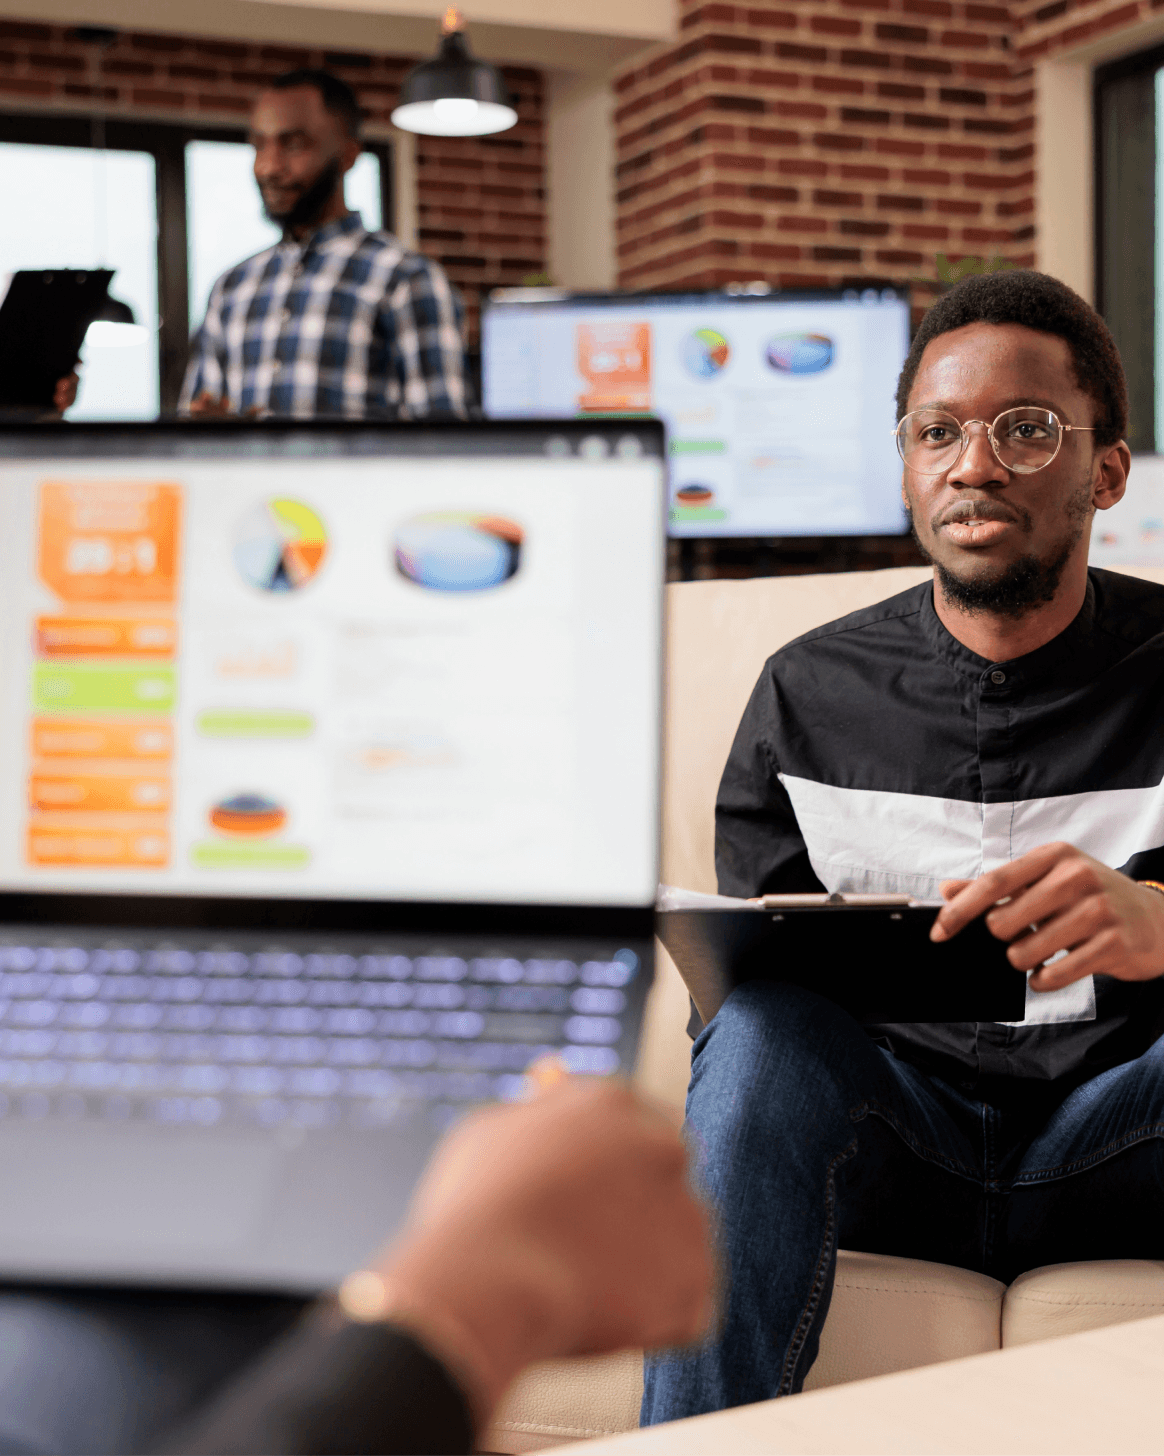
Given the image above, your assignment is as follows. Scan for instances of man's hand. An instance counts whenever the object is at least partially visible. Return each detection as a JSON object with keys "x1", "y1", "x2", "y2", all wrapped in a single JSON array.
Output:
[
  {"x1": 53, "y1": 372, "x2": 79, "y2": 414},
  {"x1": 931, "y1": 842, "x2": 1164, "y2": 992},
  {"x1": 366, "y1": 1076, "x2": 714, "y2": 1425},
  {"x1": 187, "y1": 390, "x2": 234, "y2": 417}
]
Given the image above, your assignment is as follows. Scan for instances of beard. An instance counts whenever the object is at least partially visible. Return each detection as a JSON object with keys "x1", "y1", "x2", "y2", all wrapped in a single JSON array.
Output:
[
  {"x1": 907, "y1": 477, "x2": 1094, "y2": 621},
  {"x1": 261, "y1": 156, "x2": 343, "y2": 231}
]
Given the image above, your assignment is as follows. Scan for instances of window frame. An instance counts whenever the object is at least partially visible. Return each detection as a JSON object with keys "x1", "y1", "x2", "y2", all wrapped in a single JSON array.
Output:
[
  {"x1": 1094, "y1": 45, "x2": 1164, "y2": 453},
  {"x1": 0, "y1": 111, "x2": 394, "y2": 414}
]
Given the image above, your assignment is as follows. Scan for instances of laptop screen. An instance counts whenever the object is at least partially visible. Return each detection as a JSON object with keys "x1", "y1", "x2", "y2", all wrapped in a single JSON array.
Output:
[{"x1": 0, "y1": 421, "x2": 665, "y2": 911}]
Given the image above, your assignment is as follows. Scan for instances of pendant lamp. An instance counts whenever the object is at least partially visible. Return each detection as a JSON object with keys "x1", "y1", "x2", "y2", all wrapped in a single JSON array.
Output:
[{"x1": 391, "y1": 8, "x2": 517, "y2": 137}]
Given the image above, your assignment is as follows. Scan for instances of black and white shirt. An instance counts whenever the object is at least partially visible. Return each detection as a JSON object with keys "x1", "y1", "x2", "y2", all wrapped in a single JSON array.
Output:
[{"x1": 716, "y1": 568, "x2": 1164, "y2": 1096}]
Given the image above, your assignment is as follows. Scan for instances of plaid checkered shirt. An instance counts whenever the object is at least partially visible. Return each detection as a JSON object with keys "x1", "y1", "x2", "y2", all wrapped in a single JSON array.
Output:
[{"x1": 179, "y1": 212, "x2": 468, "y2": 419}]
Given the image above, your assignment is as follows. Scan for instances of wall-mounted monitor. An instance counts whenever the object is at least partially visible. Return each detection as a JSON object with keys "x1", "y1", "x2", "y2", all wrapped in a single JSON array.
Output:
[{"x1": 482, "y1": 286, "x2": 911, "y2": 539}]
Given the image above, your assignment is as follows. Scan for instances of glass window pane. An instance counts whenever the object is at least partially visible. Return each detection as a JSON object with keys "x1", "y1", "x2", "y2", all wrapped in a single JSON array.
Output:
[
  {"x1": 186, "y1": 140, "x2": 383, "y2": 332},
  {"x1": 0, "y1": 142, "x2": 159, "y2": 420}
]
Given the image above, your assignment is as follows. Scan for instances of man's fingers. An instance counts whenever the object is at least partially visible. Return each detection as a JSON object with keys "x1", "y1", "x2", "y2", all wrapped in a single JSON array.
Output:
[
  {"x1": 1027, "y1": 929, "x2": 1122, "y2": 991},
  {"x1": 938, "y1": 879, "x2": 972, "y2": 902},
  {"x1": 931, "y1": 843, "x2": 1071, "y2": 942},
  {"x1": 1004, "y1": 896, "x2": 1107, "y2": 973}
]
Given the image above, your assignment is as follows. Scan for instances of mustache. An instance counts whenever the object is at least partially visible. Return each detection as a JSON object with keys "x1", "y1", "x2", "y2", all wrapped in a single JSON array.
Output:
[{"x1": 934, "y1": 498, "x2": 1031, "y2": 531}]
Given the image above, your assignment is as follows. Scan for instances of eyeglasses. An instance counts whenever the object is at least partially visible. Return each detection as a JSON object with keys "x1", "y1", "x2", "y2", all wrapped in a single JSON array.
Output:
[{"x1": 893, "y1": 408, "x2": 1094, "y2": 477}]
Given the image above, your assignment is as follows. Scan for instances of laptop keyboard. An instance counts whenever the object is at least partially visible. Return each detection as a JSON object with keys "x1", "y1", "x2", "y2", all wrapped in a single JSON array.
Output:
[{"x1": 0, "y1": 940, "x2": 642, "y2": 1131}]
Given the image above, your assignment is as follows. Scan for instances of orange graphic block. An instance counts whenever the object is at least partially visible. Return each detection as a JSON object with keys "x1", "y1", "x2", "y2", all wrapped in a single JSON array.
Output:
[
  {"x1": 27, "y1": 823, "x2": 169, "y2": 867},
  {"x1": 31, "y1": 720, "x2": 172, "y2": 760},
  {"x1": 38, "y1": 481, "x2": 181, "y2": 603},
  {"x1": 30, "y1": 774, "x2": 171, "y2": 813},
  {"x1": 36, "y1": 617, "x2": 176, "y2": 658},
  {"x1": 576, "y1": 322, "x2": 652, "y2": 413}
]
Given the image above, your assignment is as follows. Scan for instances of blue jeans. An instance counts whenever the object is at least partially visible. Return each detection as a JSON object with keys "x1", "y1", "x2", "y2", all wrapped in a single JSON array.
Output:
[{"x1": 642, "y1": 981, "x2": 1164, "y2": 1423}]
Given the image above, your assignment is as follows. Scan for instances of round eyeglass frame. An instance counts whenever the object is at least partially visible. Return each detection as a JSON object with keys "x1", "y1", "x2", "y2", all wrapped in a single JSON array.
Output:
[{"x1": 893, "y1": 407, "x2": 1095, "y2": 477}]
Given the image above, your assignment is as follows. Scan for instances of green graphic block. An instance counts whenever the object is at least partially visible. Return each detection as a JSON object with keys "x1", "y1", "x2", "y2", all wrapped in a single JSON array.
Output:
[
  {"x1": 196, "y1": 710, "x2": 315, "y2": 739},
  {"x1": 32, "y1": 664, "x2": 175, "y2": 713},
  {"x1": 671, "y1": 507, "x2": 729, "y2": 522},
  {"x1": 669, "y1": 440, "x2": 727, "y2": 455},
  {"x1": 191, "y1": 842, "x2": 311, "y2": 870}
]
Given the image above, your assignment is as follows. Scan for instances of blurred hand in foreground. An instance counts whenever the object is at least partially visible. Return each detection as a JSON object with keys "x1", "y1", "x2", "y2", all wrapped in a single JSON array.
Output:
[{"x1": 365, "y1": 1076, "x2": 714, "y2": 1426}]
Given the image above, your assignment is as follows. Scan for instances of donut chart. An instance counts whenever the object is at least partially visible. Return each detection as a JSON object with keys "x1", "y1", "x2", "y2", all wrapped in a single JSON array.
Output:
[
  {"x1": 675, "y1": 484, "x2": 714, "y2": 507},
  {"x1": 209, "y1": 792, "x2": 287, "y2": 837},
  {"x1": 234, "y1": 499, "x2": 328, "y2": 593},
  {"x1": 682, "y1": 328, "x2": 731, "y2": 379},
  {"x1": 766, "y1": 332, "x2": 834, "y2": 375},
  {"x1": 395, "y1": 512, "x2": 523, "y2": 592}
]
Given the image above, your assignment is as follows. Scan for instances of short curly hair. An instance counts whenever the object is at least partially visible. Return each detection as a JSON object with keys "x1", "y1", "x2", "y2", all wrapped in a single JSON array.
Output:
[{"x1": 895, "y1": 270, "x2": 1127, "y2": 448}]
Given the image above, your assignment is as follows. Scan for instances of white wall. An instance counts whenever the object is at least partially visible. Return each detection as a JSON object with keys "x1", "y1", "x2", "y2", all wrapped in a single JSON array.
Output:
[
  {"x1": 1035, "y1": 60, "x2": 1094, "y2": 303},
  {"x1": 546, "y1": 72, "x2": 617, "y2": 290}
]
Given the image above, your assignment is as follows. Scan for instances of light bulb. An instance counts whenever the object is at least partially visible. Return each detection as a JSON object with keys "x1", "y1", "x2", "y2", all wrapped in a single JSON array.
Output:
[
  {"x1": 391, "y1": 98, "x2": 517, "y2": 136},
  {"x1": 433, "y1": 96, "x2": 479, "y2": 123}
]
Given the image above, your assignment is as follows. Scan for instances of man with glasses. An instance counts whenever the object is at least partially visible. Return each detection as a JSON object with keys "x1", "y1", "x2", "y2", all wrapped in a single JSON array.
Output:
[{"x1": 643, "y1": 269, "x2": 1164, "y2": 1421}]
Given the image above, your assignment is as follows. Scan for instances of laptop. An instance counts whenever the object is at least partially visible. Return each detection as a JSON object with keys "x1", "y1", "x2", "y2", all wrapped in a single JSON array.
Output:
[{"x1": 0, "y1": 418, "x2": 666, "y2": 1292}]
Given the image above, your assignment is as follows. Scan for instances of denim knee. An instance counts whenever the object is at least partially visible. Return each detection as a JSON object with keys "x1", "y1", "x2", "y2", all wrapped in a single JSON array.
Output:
[{"x1": 686, "y1": 981, "x2": 887, "y2": 1164}]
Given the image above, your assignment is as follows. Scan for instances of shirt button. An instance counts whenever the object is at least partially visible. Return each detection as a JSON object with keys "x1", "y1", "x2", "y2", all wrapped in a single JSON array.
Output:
[
  {"x1": 990, "y1": 669, "x2": 1006, "y2": 685},
  {"x1": 271, "y1": 360, "x2": 283, "y2": 375}
]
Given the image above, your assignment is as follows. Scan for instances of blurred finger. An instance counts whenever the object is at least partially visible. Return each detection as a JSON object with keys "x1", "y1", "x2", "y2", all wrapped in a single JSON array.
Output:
[{"x1": 526, "y1": 1055, "x2": 569, "y2": 1096}]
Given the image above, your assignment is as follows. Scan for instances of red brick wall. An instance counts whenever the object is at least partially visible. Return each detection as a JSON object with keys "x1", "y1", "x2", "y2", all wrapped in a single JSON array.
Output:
[
  {"x1": 0, "y1": 18, "x2": 546, "y2": 339},
  {"x1": 612, "y1": 0, "x2": 1036, "y2": 314}
]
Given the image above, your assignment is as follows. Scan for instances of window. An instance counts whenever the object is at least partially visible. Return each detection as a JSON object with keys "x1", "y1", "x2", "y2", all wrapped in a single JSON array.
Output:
[
  {"x1": 1095, "y1": 48, "x2": 1161, "y2": 452},
  {"x1": 0, "y1": 142, "x2": 159, "y2": 420},
  {"x1": 0, "y1": 114, "x2": 393, "y2": 416}
]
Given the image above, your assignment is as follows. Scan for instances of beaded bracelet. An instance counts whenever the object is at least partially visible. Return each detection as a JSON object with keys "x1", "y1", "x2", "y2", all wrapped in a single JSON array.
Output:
[{"x1": 1138, "y1": 881, "x2": 1164, "y2": 897}]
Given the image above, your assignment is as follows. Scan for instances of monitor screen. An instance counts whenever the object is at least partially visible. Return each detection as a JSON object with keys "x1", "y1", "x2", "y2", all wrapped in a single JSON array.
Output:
[
  {"x1": 482, "y1": 288, "x2": 911, "y2": 539},
  {"x1": 0, "y1": 423, "x2": 665, "y2": 909}
]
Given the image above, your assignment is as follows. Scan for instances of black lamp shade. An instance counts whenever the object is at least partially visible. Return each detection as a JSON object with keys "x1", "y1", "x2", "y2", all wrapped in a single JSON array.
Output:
[{"x1": 391, "y1": 30, "x2": 517, "y2": 136}]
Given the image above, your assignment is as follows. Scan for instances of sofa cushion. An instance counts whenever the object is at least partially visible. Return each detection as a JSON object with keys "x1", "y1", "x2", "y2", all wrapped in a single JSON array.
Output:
[
  {"x1": 485, "y1": 1349, "x2": 643, "y2": 1454},
  {"x1": 804, "y1": 1250, "x2": 1004, "y2": 1390},
  {"x1": 485, "y1": 1251, "x2": 1005, "y2": 1452},
  {"x1": 662, "y1": 566, "x2": 931, "y2": 892},
  {"x1": 1002, "y1": 1260, "x2": 1164, "y2": 1347}
]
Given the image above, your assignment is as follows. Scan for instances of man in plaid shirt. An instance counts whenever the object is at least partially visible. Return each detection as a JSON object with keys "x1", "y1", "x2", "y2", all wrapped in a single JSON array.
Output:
[{"x1": 180, "y1": 69, "x2": 468, "y2": 420}]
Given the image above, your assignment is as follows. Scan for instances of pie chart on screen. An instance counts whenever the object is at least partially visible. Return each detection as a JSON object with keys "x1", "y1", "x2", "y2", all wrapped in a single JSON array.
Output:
[
  {"x1": 683, "y1": 328, "x2": 731, "y2": 379},
  {"x1": 234, "y1": 500, "x2": 328, "y2": 592},
  {"x1": 766, "y1": 332, "x2": 834, "y2": 375},
  {"x1": 395, "y1": 512, "x2": 523, "y2": 591}
]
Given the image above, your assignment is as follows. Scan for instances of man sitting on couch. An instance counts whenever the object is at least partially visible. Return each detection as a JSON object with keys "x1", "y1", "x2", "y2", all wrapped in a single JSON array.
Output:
[{"x1": 643, "y1": 270, "x2": 1164, "y2": 1421}]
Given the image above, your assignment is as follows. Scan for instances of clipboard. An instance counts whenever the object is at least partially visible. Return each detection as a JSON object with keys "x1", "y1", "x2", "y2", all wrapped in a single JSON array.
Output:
[
  {"x1": 657, "y1": 892, "x2": 1028, "y2": 1025},
  {"x1": 0, "y1": 269, "x2": 114, "y2": 409}
]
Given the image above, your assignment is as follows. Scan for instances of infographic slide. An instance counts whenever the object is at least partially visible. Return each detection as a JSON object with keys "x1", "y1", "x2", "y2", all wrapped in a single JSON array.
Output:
[
  {"x1": 0, "y1": 455, "x2": 664, "y2": 908},
  {"x1": 482, "y1": 294, "x2": 910, "y2": 538}
]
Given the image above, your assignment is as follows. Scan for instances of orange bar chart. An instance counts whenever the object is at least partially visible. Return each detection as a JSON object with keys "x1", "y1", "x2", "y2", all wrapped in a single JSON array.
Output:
[
  {"x1": 27, "y1": 822, "x2": 169, "y2": 867},
  {"x1": 32, "y1": 720, "x2": 173, "y2": 760},
  {"x1": 36, "y1": 617, "x2": 176, "y2": 658},
  {"x1": 27, "y1": 481, "x2": 182, "y2": 871}
]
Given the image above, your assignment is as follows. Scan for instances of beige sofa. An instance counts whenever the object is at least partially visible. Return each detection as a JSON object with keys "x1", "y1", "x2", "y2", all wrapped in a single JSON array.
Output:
[{"x1": 486, "y1": 565, "x2": 1164, "y2": 1455}]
